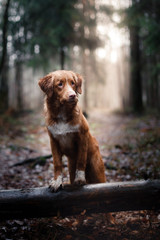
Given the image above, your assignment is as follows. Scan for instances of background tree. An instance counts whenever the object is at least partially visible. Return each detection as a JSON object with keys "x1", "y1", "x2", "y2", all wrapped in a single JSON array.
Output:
[
  {"x1": 127, "y1": 0, "x2": 143, "y2": 113},
  {"x1": 124, "y1": 0, "x2": 160, "y2": 112},
  {"x1": 0, "y1": 0, "x2": 11, "y2": 110}
]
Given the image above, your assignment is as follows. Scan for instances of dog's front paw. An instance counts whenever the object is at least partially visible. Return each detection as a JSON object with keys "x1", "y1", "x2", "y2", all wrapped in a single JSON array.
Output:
[
  {"x1": 74, "y1": 170, "x2": 86, "y2": 185},
  {"x1": 49, "y1": 175, "x2": 63, "y2": 192}
]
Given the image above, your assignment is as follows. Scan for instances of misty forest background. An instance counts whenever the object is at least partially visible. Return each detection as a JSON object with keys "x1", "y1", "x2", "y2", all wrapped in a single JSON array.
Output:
[
  {"x1": 0, "y1": 1, "x2": 160, "y2": 239},
  {"x1": 0, "y1": 0, "x2": 160, "y2": 114}
]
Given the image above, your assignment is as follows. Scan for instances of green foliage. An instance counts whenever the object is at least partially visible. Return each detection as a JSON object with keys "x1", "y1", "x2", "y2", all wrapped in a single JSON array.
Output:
[
  {"x1": 5, "y1": 0, "x2": 101, "y2": 70},
  {"x1": 124, "y1": 0, "x2": 160, "y2": 54},
  {"x1": 8, "y1": 0, "x2": 79, "y2": 68}
]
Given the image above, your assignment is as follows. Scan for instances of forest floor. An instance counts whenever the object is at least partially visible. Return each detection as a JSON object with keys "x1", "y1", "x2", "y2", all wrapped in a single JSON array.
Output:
[{"x1": 0, "y1": 109, "x2": 160, "y2": 240}]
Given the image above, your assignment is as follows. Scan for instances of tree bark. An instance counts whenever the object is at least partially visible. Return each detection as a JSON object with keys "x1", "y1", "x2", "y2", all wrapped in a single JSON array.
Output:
[
  {"x1": 60, "y1": 46, "x2": 65, "y2": 70},
  {"x1": 0, "y1": 180, "x2": 160, "y2": 220},
  {"x1": 130, "y1": 24, "x2": 143, "y2": 113},
  {"x1": 15, "y1": 61, "x2": 23, "y2": 110},
  {"x1": 129, "y1": 0, "x2": 143, "y2": 113},
  {"x1": 0, "y1": 0, "x2": 11, "y2": 75},
  {"x1": 82, "y1": 0, "x2": 88, "y2": 114},
  {"x1": 0, "y1": 0, "x2": 11, "y2": 110}
]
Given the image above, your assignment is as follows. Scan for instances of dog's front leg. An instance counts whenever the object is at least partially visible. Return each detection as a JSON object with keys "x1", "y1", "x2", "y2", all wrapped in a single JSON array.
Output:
[
  {"x1": 74, "y1": 134, "x2": 88, "y2": 185},
  {"x1": 49, "y1": 135, "x2": 63, "y2": 191}
]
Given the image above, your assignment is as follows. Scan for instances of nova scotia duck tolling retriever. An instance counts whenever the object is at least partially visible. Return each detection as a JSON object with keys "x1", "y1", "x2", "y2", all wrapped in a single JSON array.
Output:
[
  {"x1": 39, "y1": 70, "x2": 114, "y2": 222},
  {"x1": 39, "y1": 70, "x2": 108, "y2": 190}
]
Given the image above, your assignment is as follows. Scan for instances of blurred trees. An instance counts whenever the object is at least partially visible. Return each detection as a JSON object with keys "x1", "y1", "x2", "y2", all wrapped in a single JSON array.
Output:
[
  {"x1": 10, "y1": 0, "x2": 79, "y2": 69},
  {"x1": 0, "y1": 0, "x2": 100, "y2": 112},
  {"x1": 124, "y1": 0, "x2": 160, "y2": 112},
  {"x1": 0, "y1": 0, "x2": 80, "y2": 111},
  {"x1": 0, "y1": 0, "x2": 160, "y2": 113},
  {"x1": 9, "y1": 0, "x2": 80, "y2": 109}
]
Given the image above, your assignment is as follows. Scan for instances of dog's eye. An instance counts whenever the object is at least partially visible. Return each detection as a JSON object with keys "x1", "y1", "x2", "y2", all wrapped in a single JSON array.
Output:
[
  {"x1": 58, "y1": 82, "x2": 63, "y2": 87},
  {"x1": 71, "y1": 81, "x2": 75, "y2": 86}
]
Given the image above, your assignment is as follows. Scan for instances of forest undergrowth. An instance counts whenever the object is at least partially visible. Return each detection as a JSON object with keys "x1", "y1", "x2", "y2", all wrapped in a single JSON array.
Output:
[{"x1": 0, "y1": 110, "x2": 160, "y2": 240}]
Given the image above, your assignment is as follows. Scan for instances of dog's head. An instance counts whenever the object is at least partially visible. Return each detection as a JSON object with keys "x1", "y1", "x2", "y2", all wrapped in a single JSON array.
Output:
[{"x1": 38, "y1": 70, "x2": 83, "y2": 105}]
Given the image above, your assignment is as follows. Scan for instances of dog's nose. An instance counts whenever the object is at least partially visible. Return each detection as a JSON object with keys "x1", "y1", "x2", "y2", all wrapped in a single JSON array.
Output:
[
  {"x1": 68, "y1": 90, "x2": 76, "y2": 99},
  {"x1": 69, "y1": 93, "x2": 76, "y2": 99}
]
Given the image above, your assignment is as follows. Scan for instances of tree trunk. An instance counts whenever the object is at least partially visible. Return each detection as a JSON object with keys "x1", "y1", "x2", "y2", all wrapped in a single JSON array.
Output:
[
  {"x1": 60, "y1": 46, "x2": 65, "y2": 70},
  {"x1": 0, "y1": 0, "x2": 11, "y2": 75},
  {"x1": 82, "y1": 50, "x2": 88, "y2": 113},
  {"x1": 0, "y1": 0, "x2": 11, "y2": 111},
  {"x1": 150, "y1": 56, "x2": 159, "y2": 109},
  {"x1": 0, "y1": 180, "x2": 160, "y2": 220},
  {"x1": 129, "y1": 0, "x2": 143, "y2": 113},
  {"x1": 15, "y1": 61, "x2": 23, "y2": 111},
  {"x1": 82, "y1": 0, "x2": 88, "y2": 113},
  {"x1": 130, "y1": 24, "x2": 143, "y2": 113}
]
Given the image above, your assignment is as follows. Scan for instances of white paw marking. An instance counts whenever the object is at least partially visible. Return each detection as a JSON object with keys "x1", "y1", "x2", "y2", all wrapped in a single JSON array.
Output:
[
  {"x1": 74, "y1": 170, "x2": 86, "y2": 185},
  {"x1": 49, "y1": 175, "x2": 63, "y2": 192}
]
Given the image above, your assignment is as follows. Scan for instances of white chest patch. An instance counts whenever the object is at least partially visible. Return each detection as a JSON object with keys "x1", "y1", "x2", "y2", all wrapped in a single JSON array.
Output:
[
  {"x1": 48, "y1": 122, "x2": 79, "y2": 152},
  {"x1": 48, "y1": 122, "x2": 80, "y2": 136}
]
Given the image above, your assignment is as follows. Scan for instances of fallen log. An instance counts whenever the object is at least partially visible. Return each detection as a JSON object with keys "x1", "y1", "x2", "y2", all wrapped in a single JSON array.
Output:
[{"x1": 0, "y1": 180, "x2": 160, "y2": 220}]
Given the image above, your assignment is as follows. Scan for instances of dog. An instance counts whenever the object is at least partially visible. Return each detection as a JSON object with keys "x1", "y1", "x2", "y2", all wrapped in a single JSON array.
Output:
[
  {"x1": 39, "y1": 70, "x2": 107, "y2": 191},
  {"x1": 39, "y1": 70, "x2": 114, "y2": 223}
]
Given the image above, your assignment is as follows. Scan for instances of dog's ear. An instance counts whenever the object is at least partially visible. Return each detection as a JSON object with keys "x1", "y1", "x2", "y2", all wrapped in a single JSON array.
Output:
[
  {"x1": 75, "y1": 73, "x2": 83, "y2": 94},
  {"x1": 38, "y1": 73, "x2": 54, "y2": 97}
]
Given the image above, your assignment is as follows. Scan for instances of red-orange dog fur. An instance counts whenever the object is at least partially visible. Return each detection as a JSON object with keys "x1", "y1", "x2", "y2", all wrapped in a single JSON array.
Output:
[{"x1": 39, "y1": 70, "x2": 106, "y2": 191}]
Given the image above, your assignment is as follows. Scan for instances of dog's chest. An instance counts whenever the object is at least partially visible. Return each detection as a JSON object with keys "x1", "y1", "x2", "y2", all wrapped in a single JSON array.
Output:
[{"x1": 48, "y1": 122, "x2": 79, "y2": 152}]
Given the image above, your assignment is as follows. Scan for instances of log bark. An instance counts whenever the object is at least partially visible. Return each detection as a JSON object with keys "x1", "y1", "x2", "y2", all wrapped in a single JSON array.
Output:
[{"x1": 0, "y1": 180, "x2": 160, "y2": 221}]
